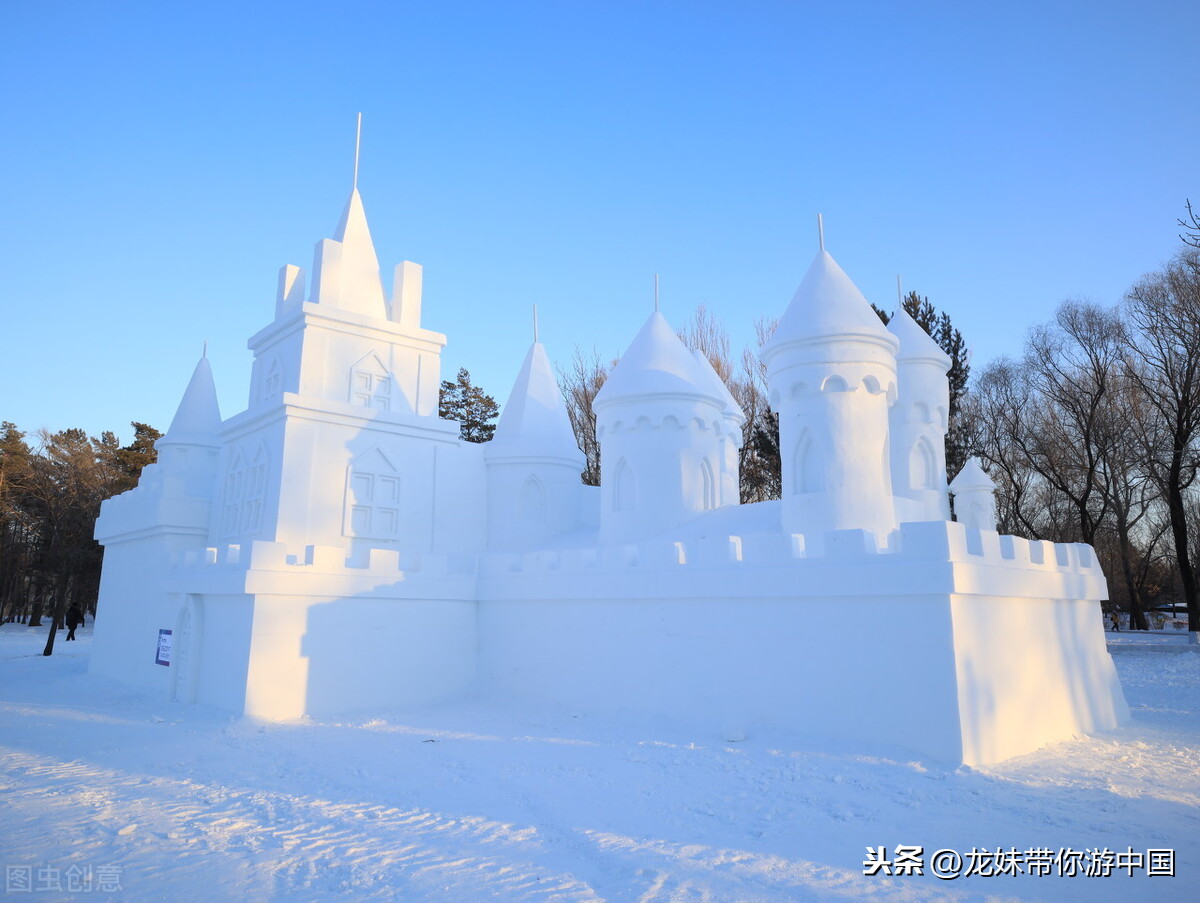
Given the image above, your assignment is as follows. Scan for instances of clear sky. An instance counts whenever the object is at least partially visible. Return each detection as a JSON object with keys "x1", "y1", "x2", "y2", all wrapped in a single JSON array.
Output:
[{"x1": 3, "y1": 0, "x2": 1196, "y2": 443}]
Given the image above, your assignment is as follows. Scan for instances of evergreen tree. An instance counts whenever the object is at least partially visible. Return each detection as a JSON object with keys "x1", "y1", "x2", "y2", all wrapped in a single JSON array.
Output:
[
  {"x1": 0, "y1": 421, "x2": 161, "y2": 643},
  {"x1": 439, "y1": 368, "x2": 500, "y2": 443}
]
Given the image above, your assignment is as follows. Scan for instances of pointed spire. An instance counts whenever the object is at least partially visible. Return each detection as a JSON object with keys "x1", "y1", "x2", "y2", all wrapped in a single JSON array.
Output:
[
  {"x1": 327, "y1": 188, "x2": 387, "y2": 318},
  {"x1": 490, "y1": 340, "x2": 582, "y2": 461},
  {"x1": 162, "y1": 354, "x2": 222, "y2": 446}
]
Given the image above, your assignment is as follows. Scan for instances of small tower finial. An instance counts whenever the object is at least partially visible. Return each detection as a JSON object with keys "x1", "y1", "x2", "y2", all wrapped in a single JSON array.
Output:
[
  {"x1": 817, "y1": 213, "x2": 825, "y2": 253},
  {"x1": 654, "y1": 273, "x2": 660, "y2": 312},
  {"x1": 533, "y1": 304, "x2": 539, "y2": 343},
  {"x1": 896, "y1": 274, "x2": 903, "y2": 306},
  {"x1": 202, "y1": 339, "x2": 208, "y2": 359},
  {"x1": 353, "y1": 112, "x2": 362, "y2": 191}
]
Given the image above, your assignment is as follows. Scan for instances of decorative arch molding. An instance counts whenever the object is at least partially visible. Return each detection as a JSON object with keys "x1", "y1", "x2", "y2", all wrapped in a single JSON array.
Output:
[
  {"x1": 960, "y1": 502, "x2": 986, "y2": 531},
  {"x1": 700, "y1": 457, "x2": 717, "y2": 510},
  {"x1": 349, "y1": 352, "x2": 394, "y2": 411},
  {"x1": 793, "y1": 431, "x2": 824, "y2": 494},
  {"x1": 172, "y1": 595, "x2": 204, "y2": 704},
  {"x1": 821, "y1": 375, "x2": 851, "y2": 393},
  {"x1": 908, "y1": 437, "x2": 937, "y2": 490},
  {"x1": 343, "y1": 446, "x2": 401, "y2": 539},
  {"x1": 519, "y1": 474, "x2": 546, "y2": 524},
  {"x1": 613, "y1": 457, "x2": 636, "y2": 512}
]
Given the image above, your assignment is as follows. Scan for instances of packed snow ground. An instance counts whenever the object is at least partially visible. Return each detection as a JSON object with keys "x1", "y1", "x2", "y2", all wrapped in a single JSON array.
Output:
[{"x1": 1, "y1": 624, "x2": 1196, "y2": 902}]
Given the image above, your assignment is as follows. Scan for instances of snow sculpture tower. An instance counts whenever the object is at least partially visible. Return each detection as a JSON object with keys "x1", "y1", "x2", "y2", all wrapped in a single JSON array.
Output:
[
  {"x1": 761, "y1": 241, "x2": 899, "y2": 548},
  {"x1": 949, "y1": 457, "x2": 998, "y2": 531},
  {"x1": 887, "y1": 306, "x2": 951, "y2": 522},
  {"x1": 220, "y1": 170, "x2": 470, "y2": 557},
  {"x1": 594, "y1": 311, "x2": 744, "y2": 543},
  {"x1": 484, "y1": 337, "x2": 586, "y2": 549},
  {"x1": 154, "y1": 352, "x2": 224, "y2": 502},
  {"x1": 90, "y1": 352, "x2": 223, "y2": 682}
]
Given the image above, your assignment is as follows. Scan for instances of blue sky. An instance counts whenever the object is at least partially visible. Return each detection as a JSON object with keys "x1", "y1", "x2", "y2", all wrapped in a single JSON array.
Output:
[{"x1": 3, "y1": 0, "x2": 1196, "y2": 442}]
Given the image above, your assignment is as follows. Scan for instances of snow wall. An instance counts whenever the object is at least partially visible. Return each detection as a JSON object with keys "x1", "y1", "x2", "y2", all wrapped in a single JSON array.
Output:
[{"x1": 91, "y1": 518, "x2": 1128, "y2": 767}]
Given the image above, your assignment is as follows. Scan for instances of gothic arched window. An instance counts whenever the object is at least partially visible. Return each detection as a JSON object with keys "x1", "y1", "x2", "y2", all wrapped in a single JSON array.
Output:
[{"x1": 613, "y1": 458, "x2": 636, "y2": 512}]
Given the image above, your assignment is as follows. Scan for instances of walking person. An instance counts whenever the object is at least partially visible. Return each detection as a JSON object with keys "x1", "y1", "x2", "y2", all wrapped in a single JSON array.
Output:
[{"x1": 65, "y1": 606, "x2": 81, "y2": 641}]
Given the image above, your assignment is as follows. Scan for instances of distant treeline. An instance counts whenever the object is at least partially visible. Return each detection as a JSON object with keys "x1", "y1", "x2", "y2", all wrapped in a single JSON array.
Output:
[{"x1": 0, "y1": 423, "x2": 159, "y2": 640}]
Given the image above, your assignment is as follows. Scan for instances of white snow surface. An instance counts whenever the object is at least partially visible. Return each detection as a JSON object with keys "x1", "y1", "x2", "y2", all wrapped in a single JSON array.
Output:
[{"x1": 1, "y1": 624, "x2": 1196, "y2": 902}]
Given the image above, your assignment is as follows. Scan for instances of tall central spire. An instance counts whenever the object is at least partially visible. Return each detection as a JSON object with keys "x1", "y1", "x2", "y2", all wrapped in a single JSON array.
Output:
[
  {"x1": 352, "y1": 112, "x2": 362, "y2": 192},
  {"x1": 311, "y1": 114, "x2": 388, "y2": 318}
]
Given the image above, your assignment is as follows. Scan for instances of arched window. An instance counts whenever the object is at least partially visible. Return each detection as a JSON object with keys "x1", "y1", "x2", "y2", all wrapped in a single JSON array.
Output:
[
  {"x1": 613, "y1": 458, "x2": 636, "y2": 512},
  {"x1": 961, "y1": 502, "x2": 985, "y2": 531},
  {"x1": 793, "y1": 432, "x2": 823, "y2": 493},
  {"x1": 908, "y1": 437, "x2": 936, "y2": 490},
  {"x1": 344, "y1": 448, "x2": 400, "y2": 538},
  {"x1": 519, "y1": 475, "x2": 546, "y2": 523},
  {"x1": 700, "y1": 457, "x2": 717, "y2": 510}
]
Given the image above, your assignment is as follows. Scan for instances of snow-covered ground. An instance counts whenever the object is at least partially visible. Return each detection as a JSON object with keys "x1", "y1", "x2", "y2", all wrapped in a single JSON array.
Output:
[{"x1": 1, "y1": 624, "x2": 1196, "y2": 902}]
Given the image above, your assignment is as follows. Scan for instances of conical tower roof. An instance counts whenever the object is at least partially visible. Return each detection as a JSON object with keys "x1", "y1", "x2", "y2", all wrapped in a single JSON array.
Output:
[
  {"x1": 888, "y1": 305, "x2": 951, "y2": 369},
  {"x1": 329, "y1": 188, "x2": 388, "y2": 319},
  {"x1": 690, "y1": 349, "x2": 746, "y2": 426},
  {"x1": 950, "y1": 457, "x2": 994, "y2": 492},
  {"x1": 594, "y1": 311, "x2": 726, "y2": 410},
  {"x1": 489, "y1": 341, "x2": 583, "y2": 461},
  {"x1": 765, "y1": 250, "x2": 896, "y2": 358},
  {"x1": 162, "y1": 354, "x2": 222, "y2": 446}
]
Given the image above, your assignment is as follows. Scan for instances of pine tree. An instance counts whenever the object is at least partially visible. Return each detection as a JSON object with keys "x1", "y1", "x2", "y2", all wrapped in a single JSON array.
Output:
[{"x1": 439, "y1": 368, "x2": 500, "y2": 443}]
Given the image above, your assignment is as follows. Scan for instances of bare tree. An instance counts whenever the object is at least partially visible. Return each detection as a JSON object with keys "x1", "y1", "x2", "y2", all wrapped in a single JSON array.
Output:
[
  {"x1": 967, "y1": 358, "x2": 1051, "y2": 538},
  {"x1": 1179, "y1": 199, "x2": 1200, "y2": 249},
  {"x1": 1021, "y1": 300, "x2": 1126, "y2": 546},
  {"x1": 677, "y1": 306, "x2": 782, "y2": 502},
  {"x1": 1123, "y1": 249, "x2": 1200, "y2": 638},
  {"x1": 556, "y1": 346, "x2": 610, "y2": 486}
]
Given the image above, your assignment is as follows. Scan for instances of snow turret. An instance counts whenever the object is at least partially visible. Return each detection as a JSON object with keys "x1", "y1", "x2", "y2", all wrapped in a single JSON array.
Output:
[
  {"x1": 761, "y1": 245, "x2": 899, "y2": 550},
  {"x1": 887, "y1": 306, "x2": 951, "y2": 522},
  {"x1": 484, "y1": 340, "x2": 585, "y2": 549},
  {"x1": 690, "y1": 349, "x2": 746, "y2": 507},
  {"x1": 950, "y1": 457, "x2": 997, "y2": 531},
  {"x1": 595, "y1": 311, "x2": 742, "y2": 543},
  {"x1": 155, "y1": 352, "x2": 223, "y2": 499}
]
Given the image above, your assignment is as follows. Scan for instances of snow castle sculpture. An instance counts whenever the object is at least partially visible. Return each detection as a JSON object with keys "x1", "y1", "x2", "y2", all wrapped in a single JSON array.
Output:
[{"x1": 90, "y1": 163, "x2": 1128, "y2": 766}]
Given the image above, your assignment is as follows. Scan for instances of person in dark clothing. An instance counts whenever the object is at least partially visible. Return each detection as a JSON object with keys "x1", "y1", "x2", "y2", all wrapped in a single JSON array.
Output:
[{"x1": 65, "y1": 606, "x2": 82, "y2": 641}]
